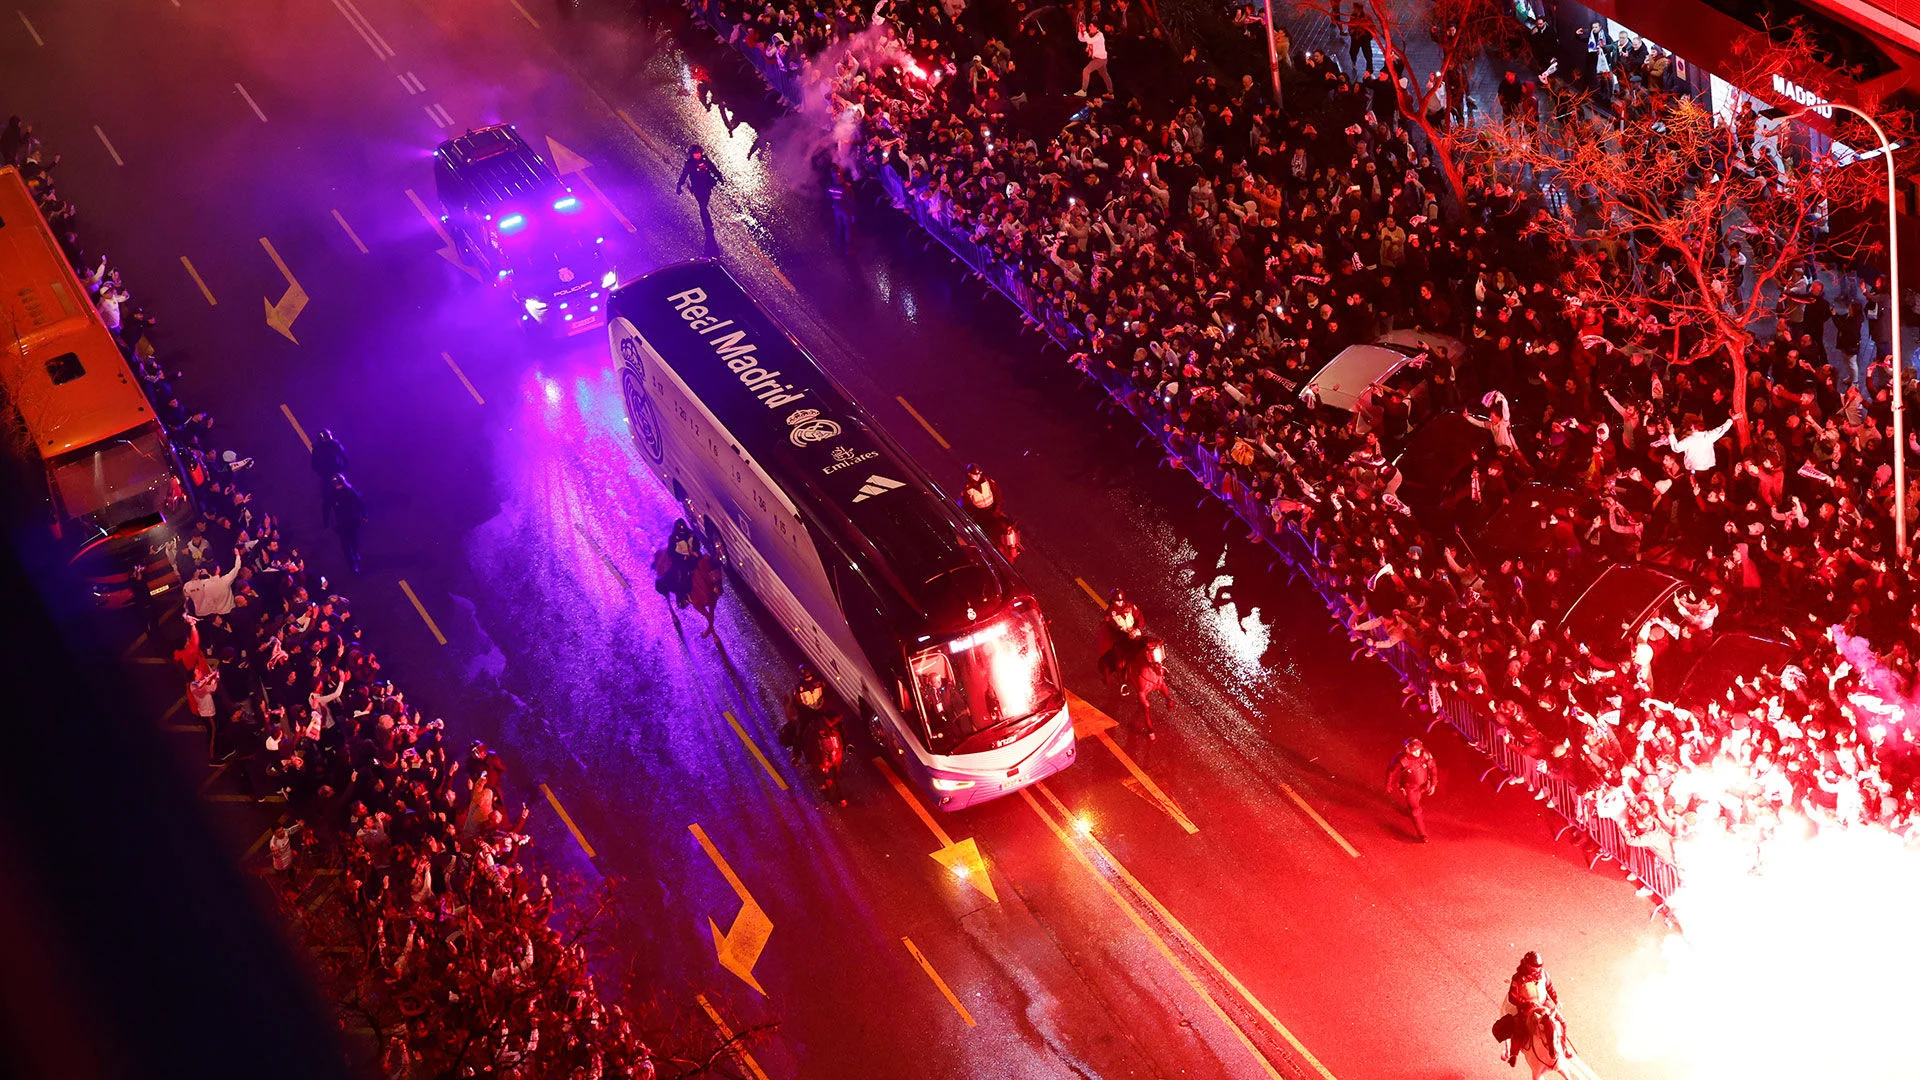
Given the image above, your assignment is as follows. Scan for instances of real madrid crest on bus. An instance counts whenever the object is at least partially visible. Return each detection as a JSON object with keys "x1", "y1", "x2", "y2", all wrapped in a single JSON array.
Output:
[
  {"x1": 786, "y1": 408, "x2": 841, "y2": 448},
  {"x1": 616, "y1": 325, "x2": 666, "y2": 464}
]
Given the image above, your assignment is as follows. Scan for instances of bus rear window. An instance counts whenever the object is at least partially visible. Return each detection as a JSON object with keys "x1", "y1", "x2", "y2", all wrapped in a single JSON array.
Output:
[{"x1": 911, "y1": 608, "x2": 1063, "y2": 754}]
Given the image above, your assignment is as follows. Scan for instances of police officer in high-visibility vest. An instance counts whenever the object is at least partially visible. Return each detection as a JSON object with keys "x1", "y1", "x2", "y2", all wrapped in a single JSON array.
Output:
[{"x1": 961, "y1": 464, "x2": 1002, "y2": 527}]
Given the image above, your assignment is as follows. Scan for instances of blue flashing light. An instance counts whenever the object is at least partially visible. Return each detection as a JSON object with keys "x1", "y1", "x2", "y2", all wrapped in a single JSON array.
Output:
[
  {"x1": 564, "y1": 314, "x2": 574, "y2": 321},
  {"x1": 590, "y1": 305, "x2": 599, "y2": 313},
  {"x1": 553, "y1": 195, "x2": 581, "y2": 212},
  {"x1": 498, "y1": 213, "x2": 527, "y2": 233},
  {"x1": 560, "y1": 303, "x2": 569, "y2": 310},
  {"x1": 497, "y1": 269, "x2": 511, "y2": 280}
]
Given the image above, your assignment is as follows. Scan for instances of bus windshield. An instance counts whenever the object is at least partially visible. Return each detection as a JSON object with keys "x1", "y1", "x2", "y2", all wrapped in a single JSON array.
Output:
[
  {"x1": 48, "y1": 424, "x2": 176, "y2": 537},
  {"x1": 910, "y1": 608, "x2": 1064, "y2": 755}
]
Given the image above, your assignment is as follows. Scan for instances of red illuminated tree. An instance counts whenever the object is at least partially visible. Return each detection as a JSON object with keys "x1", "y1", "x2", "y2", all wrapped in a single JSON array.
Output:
[
  {"x1": 1296, "y1": 0, "x2": 1523, "y2": 206},
  {"x1": 1474, "y1": 27, "x2": 1897, "y2": 445}
]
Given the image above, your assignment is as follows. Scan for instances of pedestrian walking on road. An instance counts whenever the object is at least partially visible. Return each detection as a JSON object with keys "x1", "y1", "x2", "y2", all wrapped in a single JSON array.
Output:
[
  {"x1": 322, "y1": 474, "x2": 368, "y2": 573},
  {"x1": 1385, "y1": 737, "x2": 1438, "y2": 841},
  {"x1": 826, "y1": 166, "x2": 857, "y2": 250},
  {"x1": 676, "y1": 145, "x2": 725, "y2": 253}
]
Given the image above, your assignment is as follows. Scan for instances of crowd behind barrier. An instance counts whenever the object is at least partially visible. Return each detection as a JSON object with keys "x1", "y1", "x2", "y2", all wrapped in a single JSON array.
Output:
[
  {"x1": 1, "y1": 116, "x2": 659, "y2": 1079},
  {"x1": 681, "y1": 0, "x2": 1920, "y2": 906}
]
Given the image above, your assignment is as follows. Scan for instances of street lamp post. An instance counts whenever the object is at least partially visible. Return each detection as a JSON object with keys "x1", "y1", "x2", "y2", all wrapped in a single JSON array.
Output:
[{"x1": 1761, "y1": 101, "x2": 1906, "y2": 557}]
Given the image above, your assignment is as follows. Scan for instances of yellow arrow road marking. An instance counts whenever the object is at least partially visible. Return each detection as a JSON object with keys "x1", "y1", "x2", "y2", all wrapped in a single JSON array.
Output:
[
  {"x1": 180, "y1": 256, "x2": 217, "y2": 305},
  {"x1": 724, "y1": 711, "x2": 789, "y2": 791},
  {"x1": 1028, "y1": 780, "x2": 1337, "y2": 1079},
  {"x1": 1068, "y1": 688, "x2": 1117, "y2": 739},
  {"x1": 259, "y1": 237, "x2": 307, "y2": 343},
  {"x1": 1278, "y1": 782, "x2": 1360, "y2": 858},
  {"x1": 873, "y1": 757, "x2": 997, "y2": 903},
  {"x1": 696, "y1": 994, "x2": 771, "y2": 1080},
  {"x1": 405, "y1": 187, "x2": 482, "y2": 280},
  {"x1": 903, "y1": 937, "x2": 977, "y2": 1027},
  {"x1": 546, "y1": 137, "x2": 637, "y2": 233},
  {"x1": 540, "y1": 782, "x2": 597, "y2": 858},
  {"x1": 689, "y1": 824, "x2": 773, "y2": 996}
]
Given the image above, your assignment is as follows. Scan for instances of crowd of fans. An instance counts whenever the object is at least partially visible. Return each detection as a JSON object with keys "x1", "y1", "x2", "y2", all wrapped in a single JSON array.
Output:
[
  {"x1": 694, "y1": 0, "x2": 1920, "y2": 864},
  {"x1": 3, "y1": 117, "x2": 657, "y2": 1079}
]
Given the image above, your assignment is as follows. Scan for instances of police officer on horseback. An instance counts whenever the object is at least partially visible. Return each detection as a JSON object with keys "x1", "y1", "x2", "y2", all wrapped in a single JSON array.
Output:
[{"x1": 782, "y1": 664, "x2": 848, "y2": 806}]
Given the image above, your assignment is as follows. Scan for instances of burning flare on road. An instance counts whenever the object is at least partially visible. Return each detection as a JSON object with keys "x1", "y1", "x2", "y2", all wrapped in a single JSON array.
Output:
[{"x1": 1618, "y1": 815, "x2": 1920, "y2": 1079}]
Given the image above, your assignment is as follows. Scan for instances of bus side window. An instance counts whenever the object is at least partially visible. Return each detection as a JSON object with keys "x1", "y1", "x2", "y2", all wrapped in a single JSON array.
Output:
[{"x1": 836, "y1": 563, "x2": 908, "y2": 718}]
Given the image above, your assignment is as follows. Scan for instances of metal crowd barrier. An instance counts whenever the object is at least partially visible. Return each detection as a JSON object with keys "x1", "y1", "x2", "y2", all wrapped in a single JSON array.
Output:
[{"x1": 683, "y1": 3, "x2": 1683, "y2": 909}]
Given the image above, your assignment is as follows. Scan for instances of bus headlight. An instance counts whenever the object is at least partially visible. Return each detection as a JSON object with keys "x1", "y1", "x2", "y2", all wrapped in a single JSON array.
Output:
[{"x1": 931, "y1": 776, "x2": 975, "y2": 791}]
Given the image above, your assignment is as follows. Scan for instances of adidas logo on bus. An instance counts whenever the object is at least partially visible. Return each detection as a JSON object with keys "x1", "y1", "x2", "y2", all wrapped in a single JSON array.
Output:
[{"x1": 851, "y1": 474, "x2": 905, "y2": 503}]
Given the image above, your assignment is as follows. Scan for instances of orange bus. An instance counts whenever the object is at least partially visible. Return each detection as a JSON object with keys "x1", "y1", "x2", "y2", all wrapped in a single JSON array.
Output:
[{"x1": 0, "y1": 166, "x2": 191, "y2": 605}]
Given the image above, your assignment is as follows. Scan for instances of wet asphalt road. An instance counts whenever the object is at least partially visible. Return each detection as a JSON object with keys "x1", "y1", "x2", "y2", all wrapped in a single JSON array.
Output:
[{"x1": 2, "y1": 1, "x2": 1680, "y2": 1076}]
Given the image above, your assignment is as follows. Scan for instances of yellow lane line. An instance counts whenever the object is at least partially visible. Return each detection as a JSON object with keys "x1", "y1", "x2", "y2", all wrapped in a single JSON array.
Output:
[
  {"x1": 725, "y1": 711, "x2": 789, "y2": 792},
  {"x1": 751, "y1": 247, "x2": 795, "y2": 293},
  {"x1": 572, "y1": 522, "x2": 630, "y2": 589},
  {"x1": 206, "y1": 793, "x2": 252, "y2": 803},
  {"x1": 161, "y1": 694, "x2": 186, "y2": 720},
  {"x1": 540, "y1": 782, "x2": 598, "y2": 858},
  {"x1": 18, "y1": 11, "x2": 43, "y2": 46},
  {"x1": 162, "y1": 724, "x2": 203, "y2": 734},
  {"x1": 895, "y1": 396, "x2": 951, "y2": 450},
  {"x1": 695, "y1": 994, "x2": 770, "y2": 1080},
  {"x1": 505, "y1": 0, "x2": 541, "y2": 28},
  {"x1": 1095, "y1": 729, "x2": 1198, "y2": 834},
  {"x1": 615, "y1": 108, "x2": 666, "y2": 155},
  {"x1": 405, "y1": 187, "x2": 454, "y2": 244},
  {"x1": 129, "y1": 656, "x2": 172, "y2": 665},
  {"x1": 397, "y1": 579, "x2": 447, "y2": 645},
  {"x1": 688, "y1": 823, "x2": 754, "y2": 902},
  {"x1": 244, "y1": 820, "x2": 283, "y2": 859},
  {"x1": 1076, "y1": 576, "x2": 1107, "y2": 608},
  {"x1": 873, "y1": 756, "x2": 954, "y2": 848},
  {"x1": 903, "y1": 937, "x2": 977, "y2": 1028},
  {"x1": 200, "y1": 763, "x2": 231, "y2": 793},
  {"x1": 1031, "y1": 781, "x2": 1337, "y2": 1079},
  {"x1": 1023, "y1": 785, "x2": 1284, "y2": 1080},
  {"x1": 1278, "y1": 782, "x2": 1360, "y2": 859},
  {"x1": 331, "y1": 209, "x2": 369, "y2": 254},
  {"x1": 280, "y1": 403, "x2": 312, "y2": 452},
  {"x1": 181, "y1": 256, "x2": 217, "y2": 305},
  {"x1": 442, "y1": 351, "x2": 486, "y2": 405},
  {"x1": 235, "y1": 82, "x2": 268, "y2": 123},
  {"x1": 93, "y1": 124, "x2": 123, "y2": 166},
  {"x1": 122, "y1": 630, "x2": 150, "y2": 657}
]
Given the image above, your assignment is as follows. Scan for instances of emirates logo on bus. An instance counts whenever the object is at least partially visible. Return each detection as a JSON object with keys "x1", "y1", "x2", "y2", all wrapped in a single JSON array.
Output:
[
  {"x1": 851, "y1": 474, "x2": 905, "y2": 503},
  {"x1": 785, "y1": 408, "x2": 841, "y2": 448}
]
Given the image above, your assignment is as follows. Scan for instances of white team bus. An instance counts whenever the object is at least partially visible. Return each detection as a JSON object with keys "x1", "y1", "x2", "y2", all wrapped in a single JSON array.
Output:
[{"x1": 609, "y1": 261, "x2": 1076, "y2": 809}]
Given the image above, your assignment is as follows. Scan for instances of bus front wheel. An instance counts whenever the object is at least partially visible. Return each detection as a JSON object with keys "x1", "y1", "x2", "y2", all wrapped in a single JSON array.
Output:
[{"x1": 868, "y1": 713, "x2": 900, "y2": 757}]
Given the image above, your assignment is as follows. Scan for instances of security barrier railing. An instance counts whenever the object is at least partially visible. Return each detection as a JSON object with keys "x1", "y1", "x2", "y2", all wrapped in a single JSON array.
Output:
[{"x1": 682, "y1": 1, "x2": 1683, "y2": 912}]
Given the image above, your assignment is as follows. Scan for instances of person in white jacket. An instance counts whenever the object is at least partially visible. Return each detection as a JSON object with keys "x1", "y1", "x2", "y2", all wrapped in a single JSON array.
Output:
[
  {"x1": 1666, "y1": 413, "x2": 1734, "y2": 473},
  {"x1": 183, "y1": 551, "x2": 243, "y2": 617},
  {"x1": 1075, "y1": 24, "x2": 1112, "y2": 97}
]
